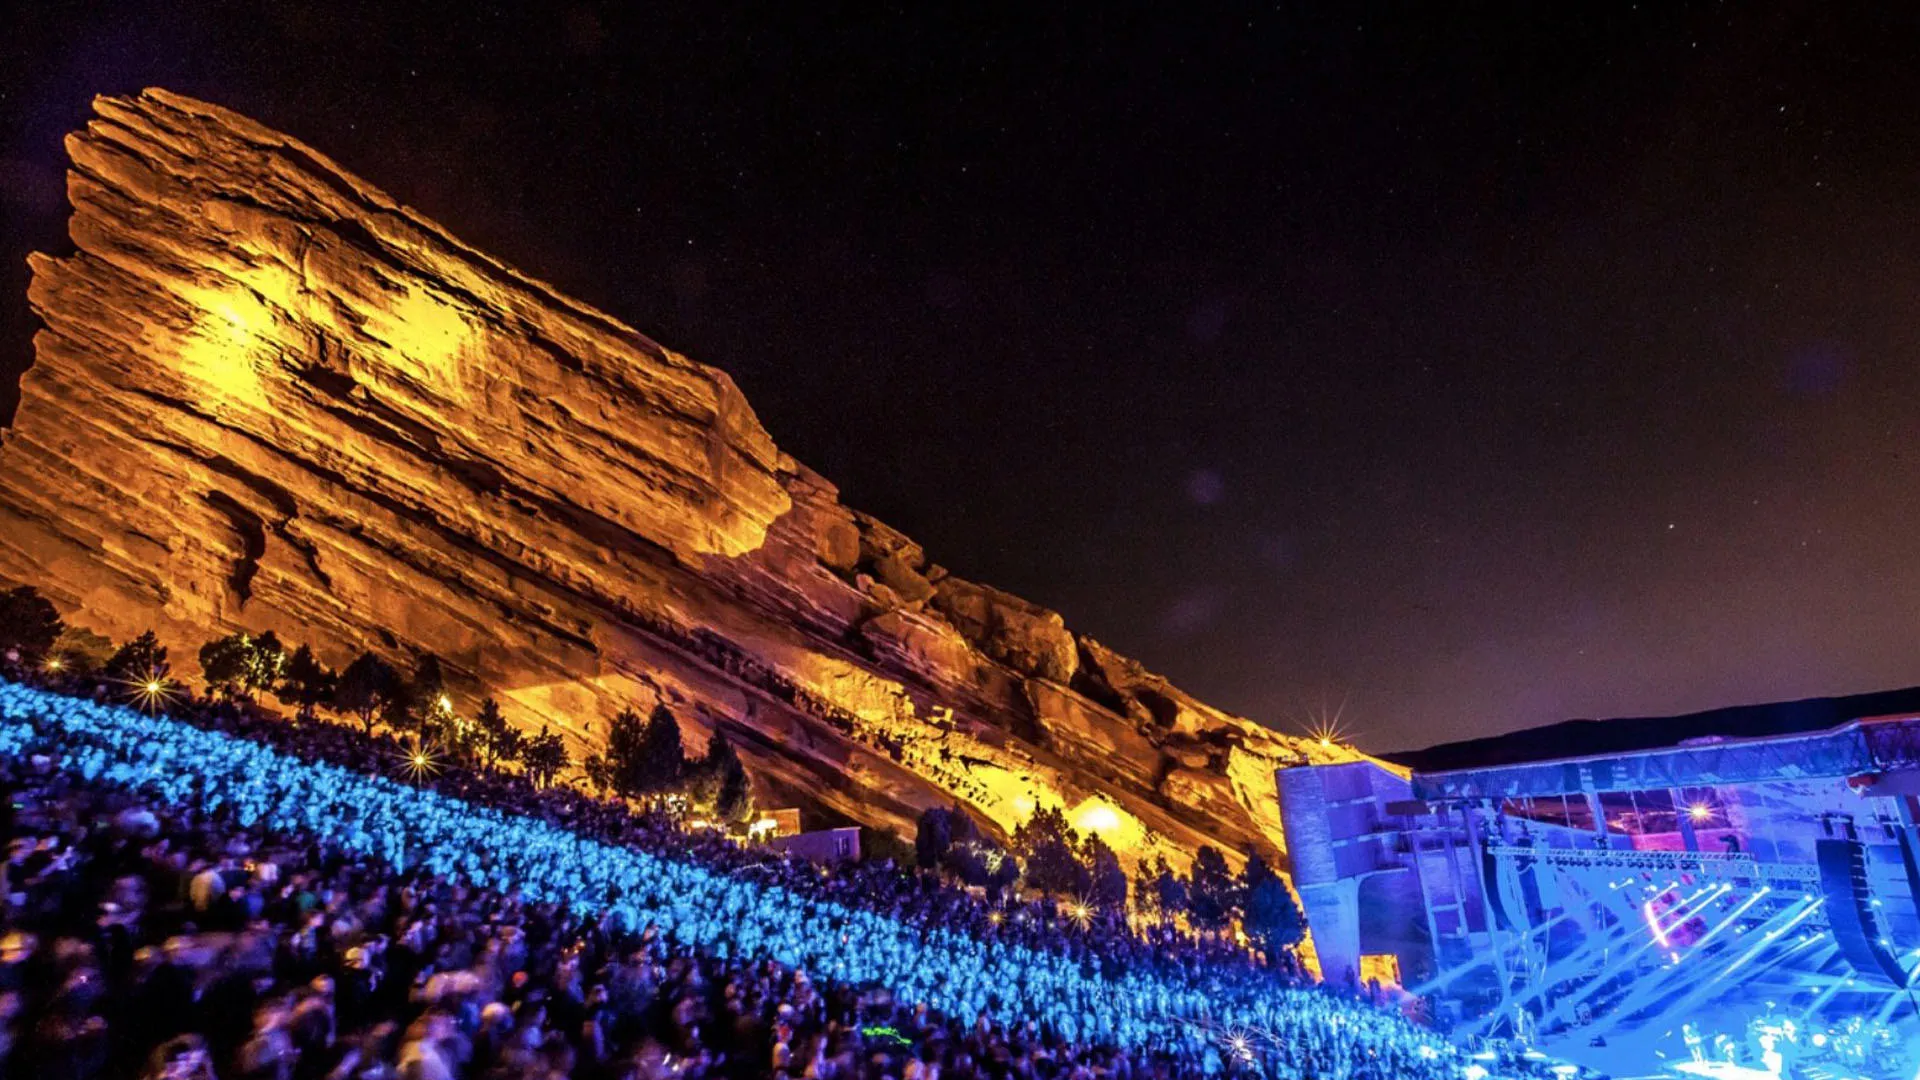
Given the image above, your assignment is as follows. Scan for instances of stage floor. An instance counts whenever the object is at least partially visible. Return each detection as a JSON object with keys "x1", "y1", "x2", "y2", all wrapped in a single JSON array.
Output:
[
  {"x1": 1668, "y1": 1063, "x2": 1786, "y2": 1080},
  {"x1": 1538, "y1": 1026, "x2": 1918, "y2": 1080}
]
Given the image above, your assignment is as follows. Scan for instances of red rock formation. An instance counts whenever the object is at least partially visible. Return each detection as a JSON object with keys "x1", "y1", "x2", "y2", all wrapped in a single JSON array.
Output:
[{"x1": 0, "y1": 89, "x2": 1358, "y2": 871}]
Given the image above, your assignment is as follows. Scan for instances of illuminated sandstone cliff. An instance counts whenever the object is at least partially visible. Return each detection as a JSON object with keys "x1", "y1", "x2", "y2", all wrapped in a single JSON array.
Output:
[{"x1": 0, "y1": 89, "x2": 1356, "y2": 870}]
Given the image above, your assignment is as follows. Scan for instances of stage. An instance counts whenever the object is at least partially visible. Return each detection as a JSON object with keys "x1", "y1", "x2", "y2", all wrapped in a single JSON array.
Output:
[
  {"x1": 1279, "y1": 690, "x2": 1920, "y2": 1080},
  {"x1": 1536, "y1": 1008, "x2": 1919, "y2": 1080}
]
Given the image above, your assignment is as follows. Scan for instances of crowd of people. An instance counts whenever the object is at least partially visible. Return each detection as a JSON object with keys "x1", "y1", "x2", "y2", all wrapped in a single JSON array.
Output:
[
  {"x1": 0, "y1": 670, "x2": 1583, "y2": 1079},
  {"x1": 30, "y1": 664, "x2": 1286, "y2": 994}
]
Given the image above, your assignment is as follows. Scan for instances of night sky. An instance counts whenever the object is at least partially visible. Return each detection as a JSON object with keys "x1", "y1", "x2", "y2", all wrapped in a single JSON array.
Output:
[{"x1": 6, "y1": 3, "x2": 1920, "y2": 752}]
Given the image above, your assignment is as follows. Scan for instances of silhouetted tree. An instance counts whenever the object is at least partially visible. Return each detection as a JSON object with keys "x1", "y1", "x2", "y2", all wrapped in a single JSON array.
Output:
[
  {"x1": 522, "y1": 726, "x2": 569, "y2": 788},
  {"x1": 385, "y1": 653, "x2": 447, "y2": 736},
  {"x1": 934, "y1": 807, "x2": 996, "y2": 884},
  {"x1": 105, "y1": 631, "x2": 170, "y2": 684},
  {"x1": 684, "y1": 750, "x2": 721, "y2": 808},
  {"x1": 944, "y1": 842, "x2": 987, "y2": 887},
  {"x1": 1083, "y1": 834, "x2": 1129, "y2": 912},
  {"x1": 437, "y1": 705, "x2": 480, "y2": 763},
  {"x1": 635, "y1": 703, "x2": 686, "y2": 794},
  {"x1": 1188, "y1": 845, "x2": 1236, "y2": 933},
  {"x1": 1133, "y1": 859, "x2": 1161, "y2": 922},
  {"x1": 602, "y1": 707, "x2": 650, "y2": 799},
  {"x1": 199, "y1": 630, "x2": 285, "y2": 702},
  {"x1": 47, "y1": 626, "x2": 114, "y2": 677},
  {"x1": 916, "y1": 807, "x2": 955, "y2": 871},
  {"x1": 922, "y1": 809, "x2": 986, "y2": 885},
  {"x1": 411, "y1": 654, "x2": 446, "y2": 709},
  {"x1": 246, "y1": 630, "x2": 288, "y2": 699},
  {"x1": 0, "y1": 586, "x2": 63, "y2": 667},
  {"x1": 1239, "y1": 853, "x2": 1306, "y2": 954},
  {"x1": 709, "y1": 734, "x2": 754, "y2": 825},
  {"x1": 1151, "y1": 855, "x2": 1189, "y2": 926},
  {"x1": 496, "y1": 725, "x2": 526, "y2": 768},
  {"x1": 860, "y1": 825, "x2": 917, "y2": 868},
  {"x1": 334, "y1": 651, "x2": 400, "y2": 737},
  {"x1": 947, "y1": 805, "x2": 980, "y2": 845},
  {"x1": 474, "y1": 697, "x2": 518, "y2": 768},
  {"x1": 278, "y1": 645, "x2": 335, "y2": 723},
  {"x1": 581, "y1": 753, "x2": 615, "y2": 795},
  {"x1": 1014, "y1": 806, "x2": 1088, "y2": 896},
  {"x1": 199, "y1": 633, "x2": 256, "y2": 700},
  {"x1": 986, "y1": 844, "x2": 1021, "y2": 897},
  {"x1": 683, "y1": 729, "x2": 748, "y2": 815}
]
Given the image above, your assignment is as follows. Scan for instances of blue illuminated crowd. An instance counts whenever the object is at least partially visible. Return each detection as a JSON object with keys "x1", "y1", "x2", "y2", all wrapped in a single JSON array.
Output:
[{"x1": 0, "y1": 666, "x2": 1582, "y2": 1079}]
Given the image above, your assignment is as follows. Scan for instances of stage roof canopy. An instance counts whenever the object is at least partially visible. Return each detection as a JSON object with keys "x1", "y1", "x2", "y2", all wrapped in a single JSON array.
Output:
[{"x1": 1390, "y1": 686, "x2": 1920, "y2": 801}]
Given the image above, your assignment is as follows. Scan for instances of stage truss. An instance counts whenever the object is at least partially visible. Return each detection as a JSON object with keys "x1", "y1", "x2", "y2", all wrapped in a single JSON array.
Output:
[{"x1": 1416, "y1": 839, "x2": 1919, "y2": 1075}]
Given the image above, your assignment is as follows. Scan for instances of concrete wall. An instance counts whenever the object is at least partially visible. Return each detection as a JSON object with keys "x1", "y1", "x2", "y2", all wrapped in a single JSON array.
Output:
[{"x1": 1277, "y1": 761, "x2": 1427, "y2": 984}]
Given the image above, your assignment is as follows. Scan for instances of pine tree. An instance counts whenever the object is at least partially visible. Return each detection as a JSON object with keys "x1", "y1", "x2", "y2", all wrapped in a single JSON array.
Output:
[
  {"x1": 1013, "y1": 806, "x2": 1088, "y2": 896},
  {"x1": 710, "y1": 735, "x2": 753, "y2": 825},
  {"x1": 0, "y1": 586, "x2": 63, "y2": 666},
  {"x1": 278, "y1": 645, "x2": 335, "y2": 723},
  {"x1": 1083, "y1": 834, "x2": 1128, "y2": 912},
  {"x1": 943, "y1": 842, "x2": 987, "y2": 887},
  {"x1": 386, "y1": 653, "x2": 447, "y2": 737},
  {"x1": 986, "y1": 844, "x2": 1021, "y2": 897},
  {"x1": 684, "y1": 748, "x2": 723, "y2": 810},
  {"x1": 495, "y1": 725, "x2": 525, "y2": 766},
  {"x1": 915, "y1": 807, "x2": 955, "y2": 871},
  {"x1": 636, "y1": 703, "x2": 686, "y2": 794},
  {"x1": 474, "y1": 697, "x2": 514, "y2": 768},
  {"x1": 947, "y1": 803, "x2": 980, "y2": 846},
  {"x1": 199, "y1": 631, "x2": 287, "y2": 702},
  {"x1": 1132, "y1": 859, "x2": 1161, "y2": 923},
  {"x1": 411, "y1": 654, "x2": 446, "y2": 711},
  {"x1": 581, "y1": 753, "x2": 615, "y2": 795},
  {"x1": 334, "y1": 651, "x2": 399, "y2": 737},
  {"x1": 1151, "y1": 855, "x2": 1189, "y2": 926},
  {"x1": 105, "y1": 630, "x2": 170, "y2": 684},
  {"x1": 198, "y1": 632, "x2": 256, "y2": 700},
  {"x1": 934, "y1": 805, "x2": 987, "y2": 881},
  {"x1": 683, "y1": 728, "x2": 740, "y2": 813},
  {"x1": 439, "y1": 704, "x2": 480, "y2": 763},
  {"x1": 522, "y1": 726, "x2": 569, "y2": 788},
  {"x1": 1239, "y1": 853, "x2": 1306, "y2": 954},
  {"x1": 602, "y1": 707, "x2": 650, "y2": 798},
  {"x1": 1187, "y1": 846, "x2": 1236, "y2": 933},
  {"x1": 245, "y1": 630, "x2": 288, "y2": 699},
  {"x1": 47, "y1": 626, "x2": 114, "y2": 677}
]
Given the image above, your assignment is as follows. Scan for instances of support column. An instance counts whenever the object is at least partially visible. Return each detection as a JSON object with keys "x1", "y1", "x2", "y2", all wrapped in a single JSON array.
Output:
[
  {"x1": 1586, "y1": 789, "x2": 1611, "y2": 848},
  {"x1": 1299, "y1": 878, "x2": 1364, "y2": 987},
  {"x1": 1671, "y1": 788, "x2": 1699, "y2": 852},
  {"x1": 1463, "y1": 803, "x2": 1511, "y2": 991},
  {"x1": 1411, "y1": 827, "x2": 1445, "y2": 969}
]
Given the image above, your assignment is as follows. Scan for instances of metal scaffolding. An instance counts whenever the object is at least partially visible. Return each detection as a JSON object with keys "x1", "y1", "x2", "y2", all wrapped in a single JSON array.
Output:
[{"x1": 1483, "y1": 842, "x2": 1822, "y2": 884}]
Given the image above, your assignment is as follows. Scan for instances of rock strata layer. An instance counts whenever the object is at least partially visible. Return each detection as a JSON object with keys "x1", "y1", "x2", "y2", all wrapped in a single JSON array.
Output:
[{"x1": 0, "y1": 89, "x2": 1356, "y2": 870}]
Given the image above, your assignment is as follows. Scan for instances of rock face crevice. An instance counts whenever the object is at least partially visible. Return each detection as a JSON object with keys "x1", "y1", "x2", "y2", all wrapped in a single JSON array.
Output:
[{"x1": 0, "y1": 89, "x2": 1358, "y2": 871}]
